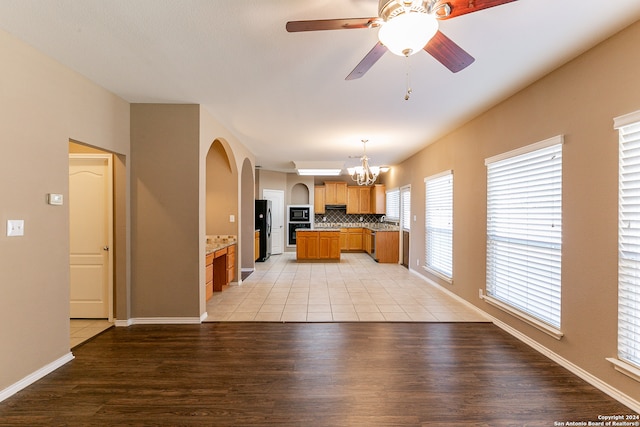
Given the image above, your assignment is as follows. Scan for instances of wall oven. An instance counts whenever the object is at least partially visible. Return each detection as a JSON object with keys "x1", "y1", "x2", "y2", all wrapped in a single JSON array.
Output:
[
  {"x1": 287, "y1": 205, "x2": 313, "y2": 246},
  {"x1": 288, "y1": 223, "x2": 311, "y2": 245}
]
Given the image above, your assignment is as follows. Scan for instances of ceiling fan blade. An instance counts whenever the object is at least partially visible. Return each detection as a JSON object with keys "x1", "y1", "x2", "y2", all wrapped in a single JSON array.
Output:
[
  {"x1": 424, "y1": 31, "x2": 475, "y2": 73},
  {"x1": 345, "y1": 42, "x2": 388, "y2": 80},
  {"x1": 436, "y1": 0, "x2": 517, "y2": 20},
  {"x1": 286, "y1": 17, "x2": 380, "y2": 32}
]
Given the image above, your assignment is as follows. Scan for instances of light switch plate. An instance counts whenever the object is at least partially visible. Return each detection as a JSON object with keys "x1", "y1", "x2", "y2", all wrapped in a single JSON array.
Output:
[
  {"x1": 7, "y1": 220, "x2": 24, "y2": 237},
  {"x1": 47, "y1": 193, "x2": 63, "y2": 205}
]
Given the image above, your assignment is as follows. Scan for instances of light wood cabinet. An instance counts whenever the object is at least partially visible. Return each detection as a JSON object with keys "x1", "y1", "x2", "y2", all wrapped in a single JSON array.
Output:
[
  {"x1": 376, "y1": 231, "x2": 399, "y2": 263},
  {"x1": 347, "y1": 186, "x2": 372, "y2": 214},
  {"x1": 325, "y1": 181, "x2": 347, "y2": 205},
  {"x1": 340, "y1": 227, "x2": 364, "y2": 251},
  {"x1": 347, "y1": 228, "x2": 363, "y2": 250},
  {"x1": 297, "y1": 230, "x2": 340, "y2": 261},
  {"x1": 207, "y1": 243, "x2": 237, "y2": 296},
  {"x1": 370, "y1": 184, "x2": 386, "y2": 214},
  {"x1": 314, "y1": 186, "x2": 325, "y2": 214},
  {"x1": 206, "y1": 252, "x2": 214, "y2": 301},
  {"x1": 319, "y1": 232, "x2": 341, "y2": 259},
  {"x1": 359, "y1": 187, "x2": 370, "y2": 213},
  {"x1": 339, "y1": 228, "x2": 348, "y2": 251},
  {"x1": 226, "y1": 244, "x2": 236, "y2": 283},
  {"x1": 254, "y1": 231, "x2": 260, "y2": 261},
  {"x1": 363, "y1": 228, "x2": 373, "y2": 255}
]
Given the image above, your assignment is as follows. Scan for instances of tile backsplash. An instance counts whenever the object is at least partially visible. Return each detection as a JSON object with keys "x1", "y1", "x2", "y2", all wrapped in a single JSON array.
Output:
[{"x1": 315, "y1": 208, "x2": 382, "y2": 225}]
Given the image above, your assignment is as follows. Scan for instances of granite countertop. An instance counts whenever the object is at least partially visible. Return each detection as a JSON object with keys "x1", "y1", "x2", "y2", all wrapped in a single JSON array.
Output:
[
  {"x1": 314, "y1": 223, "x2": 400, "y2": 232},
  {"x1": 206, "y1": 235, "x2": 237, "y2": 255},
  {"x1": 297, "y1": 228, "x2": 341, "y2": 232}
]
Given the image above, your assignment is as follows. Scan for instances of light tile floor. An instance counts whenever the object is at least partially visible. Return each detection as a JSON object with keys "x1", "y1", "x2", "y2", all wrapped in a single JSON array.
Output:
[
  {"x1": 70, "y1": 319, "x2": 113, "y2": 348},
  {"x1": 205, "y1": 252, "x2": 488, "y2": 322}
]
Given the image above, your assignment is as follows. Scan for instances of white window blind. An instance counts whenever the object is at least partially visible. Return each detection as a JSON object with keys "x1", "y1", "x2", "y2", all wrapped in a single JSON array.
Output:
[
  {"x1": 425, "y1": 171, "x2": 453, "y2": 279},
  {"x1": 386, "y1": 188, "x2": 400, "y2": 220},
  {"x1": 401, "y1": 186, "x2": 411, "y2": 231},
  {"x1": 485, "y1": 138, "x2": 562, "y2": 329},
  {"x1": 617, "y1": 117, "x2": 640, "y2": 369}
]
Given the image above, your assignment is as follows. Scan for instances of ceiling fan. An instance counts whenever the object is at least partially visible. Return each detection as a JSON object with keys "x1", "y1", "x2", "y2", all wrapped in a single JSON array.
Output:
[{"x1": 286, "y1": 0, "x2": 517, "y2": 80}]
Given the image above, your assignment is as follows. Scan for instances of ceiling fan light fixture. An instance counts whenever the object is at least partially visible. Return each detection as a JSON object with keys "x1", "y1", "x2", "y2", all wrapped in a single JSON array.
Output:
[{"x1": 378, "y1": 11, "x2": 438, "y2": 56}]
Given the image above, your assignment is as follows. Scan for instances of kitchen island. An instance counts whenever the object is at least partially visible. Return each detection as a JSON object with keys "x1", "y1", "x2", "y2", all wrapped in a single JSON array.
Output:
[{"x1": 296, "y1": 229, "x2": 341, "y2": 262}]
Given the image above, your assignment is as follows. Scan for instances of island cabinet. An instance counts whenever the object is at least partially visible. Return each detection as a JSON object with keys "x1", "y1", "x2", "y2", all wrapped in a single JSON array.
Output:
[
  {"x1": 206, "y1": 252, "x2": 214, "y2": 300},
  {"x1": 314, "y1": 186, "x2": 326, "y2": 214},
  {"x1": 347, "y1": 186, "x2": 371, "y2": 214},
  {"x1": 324, "y1": 181, "x2": 347, "y2": 205},
  {"x1": 296, "y1": 230, "x2": 340, "y2": 261}
]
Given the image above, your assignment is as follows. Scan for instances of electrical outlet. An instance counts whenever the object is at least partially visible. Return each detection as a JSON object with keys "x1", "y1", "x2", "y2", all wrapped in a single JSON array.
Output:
[
  {"x1": 416, "y1": 259, "x2": 419, "y2": 266},
  {"x1": 7, "y1": 219, "x2": 24, "y2": 237},
  {"x1": 229, "y1": 214, "x2": 235, "y2": 223},
  {"x1": 478, "y1": 289, "x2": 483, "y2": 299}
]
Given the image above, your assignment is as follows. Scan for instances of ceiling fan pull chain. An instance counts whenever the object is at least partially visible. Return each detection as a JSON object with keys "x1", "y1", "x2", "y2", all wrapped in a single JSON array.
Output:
[{"x1": 405, "y1": 55, "x2": 412, "y2": 100}]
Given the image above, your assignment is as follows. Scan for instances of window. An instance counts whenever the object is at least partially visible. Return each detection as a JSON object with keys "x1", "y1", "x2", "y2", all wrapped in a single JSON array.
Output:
[
  {"x1": 424, "y1": 171, "x2": 453, "y2": 281},
  {"x1": 386, "y1": 188, "x2": 400, "y2": 221},
  {"x1": 401, "y1": 186, "x2": 411, "y2": 231},
  {"x1": 485, "y1": 136, "x2": 563, "y2": 331},
  {"x1": 615, "y1": 111, "x2": 640, "y2": 370}
]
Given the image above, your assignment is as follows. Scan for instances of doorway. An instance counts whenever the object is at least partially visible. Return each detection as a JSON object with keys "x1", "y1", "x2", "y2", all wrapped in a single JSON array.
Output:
[
  {"x1": 263, "y1": 189, "x2": 284, "y2": 254},
  {"x1": 69, "y1": 154, "x2": 114, "y2": 320}
]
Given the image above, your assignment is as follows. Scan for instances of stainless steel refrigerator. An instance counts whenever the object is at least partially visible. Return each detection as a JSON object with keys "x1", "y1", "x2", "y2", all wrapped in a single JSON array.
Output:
[{"x1": 255, "y1": 199, "x2": 272, "y2": 262}]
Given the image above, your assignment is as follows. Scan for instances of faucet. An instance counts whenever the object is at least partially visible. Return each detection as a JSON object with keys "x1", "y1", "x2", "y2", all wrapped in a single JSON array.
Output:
[{"x1": 380, "y1": 215, "x2": 386, "y2": 223}]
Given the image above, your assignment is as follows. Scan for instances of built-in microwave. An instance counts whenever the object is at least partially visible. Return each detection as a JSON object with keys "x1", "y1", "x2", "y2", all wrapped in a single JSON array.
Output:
[{"x1": 288, "y1": 206, "x2": 310, "y2": 222}]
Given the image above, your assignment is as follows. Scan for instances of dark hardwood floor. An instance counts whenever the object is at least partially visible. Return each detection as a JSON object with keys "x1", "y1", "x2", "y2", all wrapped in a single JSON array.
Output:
[{"x1": 0, "y1": 323, "x2": 635, "y2": 426}]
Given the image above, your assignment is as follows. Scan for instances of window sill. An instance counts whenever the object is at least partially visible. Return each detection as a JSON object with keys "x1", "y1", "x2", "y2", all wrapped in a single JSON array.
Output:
[
  {"x1": 606, "y1": 357, "x2": 640, "y2": 383},
  {"x1": 480, "y1": 291, "x2": 564, "y2": 340},
  {"x1": 422, "y1": 266, "x2": 453, "y2": 285}
]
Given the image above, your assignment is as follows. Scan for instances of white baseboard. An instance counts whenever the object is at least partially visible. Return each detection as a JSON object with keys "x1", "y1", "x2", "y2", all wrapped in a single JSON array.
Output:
[
  {"x1": 114, "y1": 318, "x2": 133, "y2": 327},
  {"x1": 409, "y1": 268, "x2": 490, "y2": 320},
  {"x1": 0, "y1": 352, "x2": 74, "y2": 403},
  {"x1": 410, "y1": 268, "x2": 640, "y2": 413},
  {"x1": 115, "y1": 317, "x2": 202, "y2": 325},
  {"x1": 200, "y1": 312, "x2": 208, "y2": 322}
]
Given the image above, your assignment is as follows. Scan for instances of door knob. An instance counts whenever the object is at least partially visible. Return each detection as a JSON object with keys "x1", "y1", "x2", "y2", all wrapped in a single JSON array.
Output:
[{"x1": 103, "y1": 246, "x2": 110, "y2": 251}]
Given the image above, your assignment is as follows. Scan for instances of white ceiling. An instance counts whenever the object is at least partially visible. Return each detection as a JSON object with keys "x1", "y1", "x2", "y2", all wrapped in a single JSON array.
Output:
[{"x1": 1, "y1": 0, "x2": 640, "y2": 173}]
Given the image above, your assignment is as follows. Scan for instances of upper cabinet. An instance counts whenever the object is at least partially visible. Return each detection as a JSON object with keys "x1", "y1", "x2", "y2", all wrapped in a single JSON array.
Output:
[
  {"x1": 370, "y1": 184, "x2": 386, "y2": 214},
  {"x1": 325, "y1": 181, "x2": 347, "y2": 205},
  {"x1": 347, "y1": 186, "x2": 372, "y2": 214},
  {"x1": 314, "y1": 186, "x2": 325, "y2": 214}
]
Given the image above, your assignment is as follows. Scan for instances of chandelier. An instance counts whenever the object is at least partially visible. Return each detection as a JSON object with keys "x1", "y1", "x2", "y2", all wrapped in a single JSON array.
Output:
[{"x1": 348, "y1": 140, "x2": 381, "y2": 186}]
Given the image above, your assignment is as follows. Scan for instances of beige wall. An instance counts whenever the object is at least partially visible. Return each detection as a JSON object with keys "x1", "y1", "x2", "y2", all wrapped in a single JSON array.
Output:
[
  {"x1": 205, "y1": 141, "x2": 238, "y2": 236},
  {"x1": 256, "y1": 169, "x2": 287, "y2": 198},
  {"x1": 387, "y1": 20, "x2": 640, "y2": 402},
  {"x1": 0, "y1": 29, "x2": 130, "y2": 392},
  {"x1": 130, "y1": 104, "x2": 201, "y2": 318}
]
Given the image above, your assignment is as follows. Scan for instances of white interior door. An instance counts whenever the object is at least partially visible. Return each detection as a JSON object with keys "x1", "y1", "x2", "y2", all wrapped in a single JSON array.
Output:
[
  {"x1": 263, "y1": 189, "x2": 284, "y2": 254},
  {"x1": 69, "y1": 154, "x2": 113, "y2": 319}
]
